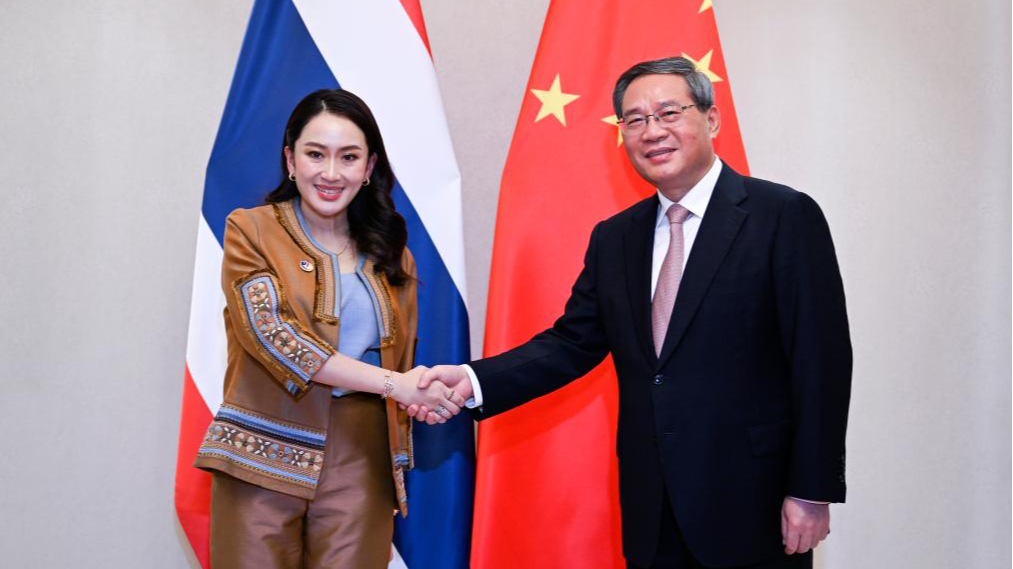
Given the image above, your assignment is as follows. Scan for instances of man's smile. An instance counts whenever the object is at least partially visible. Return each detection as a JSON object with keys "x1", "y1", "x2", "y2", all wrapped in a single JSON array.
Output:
[{"x1": 644, "y1": 147, "x2": 677, "y2": 160}]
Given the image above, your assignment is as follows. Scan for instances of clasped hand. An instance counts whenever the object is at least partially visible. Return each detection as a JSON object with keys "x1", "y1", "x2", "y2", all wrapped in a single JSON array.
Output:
[
  {"x1": 398, "y1": 365, "x2": 474, "y2": 425},
  {"x1": 390, "y1": 366, "x2": 466, "y2": 424}
]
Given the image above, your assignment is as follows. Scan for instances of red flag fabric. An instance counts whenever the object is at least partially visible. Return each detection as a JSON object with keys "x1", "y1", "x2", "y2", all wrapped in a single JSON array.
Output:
[
  {"x1": 474, "y1": 1, "x2": 749, "y2": 567},
  {"x1": 174, "y1": 367, "x2": 213, "y2": 567}
]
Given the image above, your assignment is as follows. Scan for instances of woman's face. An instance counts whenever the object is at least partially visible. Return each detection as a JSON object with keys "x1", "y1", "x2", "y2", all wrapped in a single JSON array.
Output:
[{"x1": 285, "y1": 112, "x2": 377, "y2": 221}]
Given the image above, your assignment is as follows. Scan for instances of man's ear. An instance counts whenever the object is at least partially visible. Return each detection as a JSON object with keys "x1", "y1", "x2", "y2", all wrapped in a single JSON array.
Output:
[{"x1": 707, "y1": 105, "x2": 721, "y2": 139}]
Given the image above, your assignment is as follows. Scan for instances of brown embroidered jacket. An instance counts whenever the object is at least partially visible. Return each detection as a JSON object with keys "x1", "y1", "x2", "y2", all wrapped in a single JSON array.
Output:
[{"x1": 193, "y1": 200, "x2": 417, "y2": 515}]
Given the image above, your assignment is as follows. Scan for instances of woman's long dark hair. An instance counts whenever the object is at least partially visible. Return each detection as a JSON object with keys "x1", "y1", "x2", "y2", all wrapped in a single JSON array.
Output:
[{"x1": 265, "y1": 89, "x2": 410, "y2": 286}]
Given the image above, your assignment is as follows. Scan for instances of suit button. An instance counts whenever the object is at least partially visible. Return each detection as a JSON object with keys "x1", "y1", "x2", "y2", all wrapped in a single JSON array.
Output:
[{"x1": 653, "y1": 375, "x2": 663, "y2": 385}]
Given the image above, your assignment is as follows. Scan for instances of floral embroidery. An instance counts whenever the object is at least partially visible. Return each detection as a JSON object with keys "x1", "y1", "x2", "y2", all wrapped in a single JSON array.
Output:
[
  {"x1": 280, "y1": 447, "x2": 324, "y2": 471},
  {"x1": 205, "y1": 424, "x2": 241, "y2": 447},
  {"x1": 196, "y1": 404, "x2": 326, "y2": 489},
  {"x1": 238, "y1": 275, "x2": 333, "y2": 390},
  {"x1": 244, "y1": 436, "x2": 278, "y2": 460}
]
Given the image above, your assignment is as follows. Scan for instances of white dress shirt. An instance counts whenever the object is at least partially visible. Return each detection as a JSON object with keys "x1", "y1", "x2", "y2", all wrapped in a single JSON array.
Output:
[{"x1": 650, "y1": 158, "x2": 722, "y2": 298}]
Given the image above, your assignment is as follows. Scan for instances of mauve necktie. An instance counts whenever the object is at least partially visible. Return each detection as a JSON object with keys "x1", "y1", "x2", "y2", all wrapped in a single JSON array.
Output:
[{"x1": 652, "y1": 204, "x2": 691, "y2": 356}]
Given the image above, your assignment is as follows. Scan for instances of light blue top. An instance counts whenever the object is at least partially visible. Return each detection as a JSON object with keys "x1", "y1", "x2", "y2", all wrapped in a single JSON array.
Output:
[
  {"x1": 331, "y1": 270, "x2": 382, "y2": 397},
  {"x1": 292, "y1": 198, "x2": 383, "y2": 398}
]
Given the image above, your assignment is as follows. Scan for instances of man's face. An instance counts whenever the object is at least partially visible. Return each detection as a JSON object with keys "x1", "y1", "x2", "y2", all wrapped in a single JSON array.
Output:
[{"x1": 620, "y1": 74, "x2": 720, "y2": 200}]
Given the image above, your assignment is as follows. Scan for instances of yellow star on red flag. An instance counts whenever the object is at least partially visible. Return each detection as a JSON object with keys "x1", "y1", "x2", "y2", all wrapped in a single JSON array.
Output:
[
  {"x1": 699, "y1": 0, "x2": 712, "y2": 13},
  {"x1": 682, "y1": 50, "x2": 723, "y2": 83},
  {"x1": 531, "y1": 74, "x2": 580, "y2": 126},
  {"x1": 601, "y1": 115, "x2": 623, "y2": 146}
]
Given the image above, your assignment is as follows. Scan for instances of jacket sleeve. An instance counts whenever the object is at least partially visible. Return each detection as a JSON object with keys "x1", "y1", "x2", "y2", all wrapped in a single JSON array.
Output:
[
  {"x1": 469, "y1": 222, "x2": 611, "y2": 418},
  {"x1": 395, "y1": 249, "x2": 419, "y2": 373},
  {"x1": 390, "y1": 249, "x2": 418, "y2": 472},
  {"x1": 221, "y1": 211, "x2": 335, "y2": 397},
  {"x1": 773, "y1": 192, "x2": 852, "y2": 503}
]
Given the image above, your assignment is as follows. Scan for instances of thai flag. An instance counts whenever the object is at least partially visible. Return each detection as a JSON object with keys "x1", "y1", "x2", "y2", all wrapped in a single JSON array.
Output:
[{"x1": 173, "y1": 2, "x2": 474, "y2": 568}]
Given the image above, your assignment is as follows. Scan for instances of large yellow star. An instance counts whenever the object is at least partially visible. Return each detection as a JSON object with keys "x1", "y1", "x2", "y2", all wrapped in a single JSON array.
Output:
[
  {"x1": 682, "y1": 50, "x2": 724, "y2": 83},
  {"x1": 530, "y1": 74, "x2": 580, "y2": 126},
  {"x1": 699, "y1": 0, "x2": 712, "y2": 13},
  {"x1": 601, "y1": 114, "x2": 623, "y2": 146}
]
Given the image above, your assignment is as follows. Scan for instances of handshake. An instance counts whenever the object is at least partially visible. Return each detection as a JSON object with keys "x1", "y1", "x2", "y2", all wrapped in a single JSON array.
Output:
[{"x1": 389, "y1": 365, "x2": 474, "y2": 425}]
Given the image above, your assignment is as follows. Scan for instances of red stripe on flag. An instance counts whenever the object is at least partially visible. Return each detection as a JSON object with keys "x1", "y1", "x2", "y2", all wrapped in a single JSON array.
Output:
[
  {"x1": 397, "y1": 0, "x2": 432, "y2": 56},
  {"x1": 474, "y1": 1, "x2": 748, "y2": 567},
  {"x1": 174, "y1": 365, "x2": 213, "y2": 569}
]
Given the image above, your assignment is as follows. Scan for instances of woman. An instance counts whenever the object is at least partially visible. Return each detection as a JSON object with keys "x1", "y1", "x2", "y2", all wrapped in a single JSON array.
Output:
[{"x1": 194, "y1": 89, "x2": 464, "y2": 568}]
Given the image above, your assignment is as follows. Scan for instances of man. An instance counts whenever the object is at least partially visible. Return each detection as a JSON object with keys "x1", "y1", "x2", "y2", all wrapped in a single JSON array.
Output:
[{"x1": 415, "y1": 56, "x2": 851, "y2": 569}]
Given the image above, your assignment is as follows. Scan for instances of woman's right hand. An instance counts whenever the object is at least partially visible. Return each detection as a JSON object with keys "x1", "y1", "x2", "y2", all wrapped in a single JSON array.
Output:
[{"x1": 390, "y1": 366, "x2": 460, "y2": 423}]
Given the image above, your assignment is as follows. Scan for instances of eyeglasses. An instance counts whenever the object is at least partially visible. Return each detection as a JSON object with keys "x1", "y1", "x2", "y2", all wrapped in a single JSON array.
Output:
[{"x1": 619, "y1": 104, "x2": 696, "y2": 133}]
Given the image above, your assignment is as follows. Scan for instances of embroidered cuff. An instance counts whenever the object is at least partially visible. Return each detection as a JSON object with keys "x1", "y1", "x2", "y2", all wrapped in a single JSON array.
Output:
[{"x1": 237, "y1": 272, "x2": 334, "y2": 394}]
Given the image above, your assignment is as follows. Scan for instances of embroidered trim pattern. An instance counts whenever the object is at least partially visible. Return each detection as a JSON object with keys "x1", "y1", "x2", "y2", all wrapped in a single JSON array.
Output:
[
  {"x1": 216, "y1": 404, "x2": 325, "y2": 449},
  {"x1": 360, "y1": 263, "x2": 397, "y2": 348},
  {"x1": 273, "y1": 202, "x2": 338, "y2": 325},
  {"x1": 235, "y1": 270, "x2": 334, "y2": 392},
  {"x1": 407, "y1": 419, "x2": 415, "y2": 470},
  {"x1": 394, "y1": 465, "x2": 408, "y2": 512},
  {"x1": 197, "y1": 404, "x2": 326, "y2": 489}
]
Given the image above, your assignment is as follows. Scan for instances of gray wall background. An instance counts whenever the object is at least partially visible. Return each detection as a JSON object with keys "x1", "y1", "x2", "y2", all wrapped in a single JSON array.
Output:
[{"x1": 0, "y1": 1, "x2": 1008, "y2": 567}]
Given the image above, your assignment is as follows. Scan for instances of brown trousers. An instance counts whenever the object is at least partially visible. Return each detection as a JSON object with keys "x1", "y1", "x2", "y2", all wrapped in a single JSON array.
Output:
[{"x1": 210, "y1": 393, "x2": 397, "y2": 569}]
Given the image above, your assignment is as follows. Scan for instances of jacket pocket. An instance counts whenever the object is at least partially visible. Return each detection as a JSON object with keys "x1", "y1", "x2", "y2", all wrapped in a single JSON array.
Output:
[{"x1": 747, "y1": 420, "x2": 792, "y2": 456}]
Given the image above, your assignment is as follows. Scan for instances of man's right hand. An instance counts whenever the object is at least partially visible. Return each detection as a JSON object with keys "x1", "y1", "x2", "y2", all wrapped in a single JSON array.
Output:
[
  {"x1": 405, "y1": 365, "x2": 474, "y2": 424},
  {"x1": 387, "y1": 366, "x2": 462, "y2": 424}
]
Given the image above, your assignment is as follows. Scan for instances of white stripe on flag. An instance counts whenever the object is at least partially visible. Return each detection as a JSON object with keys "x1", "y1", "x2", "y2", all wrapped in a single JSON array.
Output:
[
  {"x1": 293, "y1": 0, "x2": 468, "y2": 304},
  {"x1": 185, "y1": 215, "x2": 227, "y2": 414},
  {"x1": 389, "y1": 545, "x2": 409, "y2": 569}
]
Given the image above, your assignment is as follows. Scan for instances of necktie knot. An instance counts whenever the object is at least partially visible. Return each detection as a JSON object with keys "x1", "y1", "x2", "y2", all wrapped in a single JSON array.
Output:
[{"x1": 666, "y1": 204, "x2": 691, "y2": 225}]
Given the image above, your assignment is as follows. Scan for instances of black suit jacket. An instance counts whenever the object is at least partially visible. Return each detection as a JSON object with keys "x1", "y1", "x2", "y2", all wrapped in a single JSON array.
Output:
[{"x1": 470, "y1": 163, "x2": 851, "y2": 567}]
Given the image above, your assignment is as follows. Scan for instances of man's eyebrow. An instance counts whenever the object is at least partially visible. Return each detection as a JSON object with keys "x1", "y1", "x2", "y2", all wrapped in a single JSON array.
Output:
[{"x1": 622, "y1": 99, "x2": 678, "y2": 115}]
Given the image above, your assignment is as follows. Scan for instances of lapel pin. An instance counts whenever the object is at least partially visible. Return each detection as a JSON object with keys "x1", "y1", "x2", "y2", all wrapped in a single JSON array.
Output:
[{"x1": 299, "y1": 260, "x2": 314, "y2": 272}]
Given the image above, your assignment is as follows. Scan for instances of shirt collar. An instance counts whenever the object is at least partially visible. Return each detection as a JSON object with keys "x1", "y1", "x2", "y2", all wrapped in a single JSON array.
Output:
[{"x1": 655, "y1": 157, "x2": 723, "y2": 229}]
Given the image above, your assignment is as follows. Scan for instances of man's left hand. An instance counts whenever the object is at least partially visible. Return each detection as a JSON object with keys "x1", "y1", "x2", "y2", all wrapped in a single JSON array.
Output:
[{"x1": 781, "y1": 496, "x2": 830, "y2": 555}]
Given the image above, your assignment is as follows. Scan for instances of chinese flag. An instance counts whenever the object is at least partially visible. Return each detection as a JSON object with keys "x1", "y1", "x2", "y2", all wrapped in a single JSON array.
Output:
[{"x1": 474, "y1": 1, "x2": 749, "y2": 567}]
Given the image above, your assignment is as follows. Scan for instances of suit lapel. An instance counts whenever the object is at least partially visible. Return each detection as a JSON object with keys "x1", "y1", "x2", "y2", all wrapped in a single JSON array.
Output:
[
  {"x1": 624, "y1": 196, "x2": 661, "y2": 365},
  {"x1": 656, "y1": 165, "x2": 748, "y2": 369}
]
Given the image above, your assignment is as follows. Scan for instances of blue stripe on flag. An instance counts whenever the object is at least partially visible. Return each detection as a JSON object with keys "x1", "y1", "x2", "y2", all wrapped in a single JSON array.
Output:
[
  {"x1": 393, "y1": 184, "x2": 474, "y2": 568},
  {"x1": 203, "y1": 0, "x2": 337, "y2": 243},
  {"x1": 202, "y1": 2, "x2": 474, "y2": 568}
]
